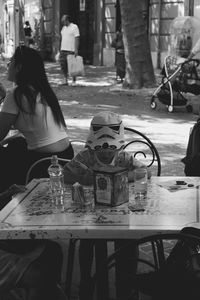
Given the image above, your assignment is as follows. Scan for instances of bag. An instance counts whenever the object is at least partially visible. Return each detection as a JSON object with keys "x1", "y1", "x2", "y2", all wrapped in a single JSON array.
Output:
[
  {"x1": 157, "y1": 85, "x2": 187, "y2": 106},
  {"x1": 178, "y1": 62, "x2": 200, "y2": 94},
  {"x1": 67, "y1": 55, "x2": 85, "y2": 77},
  {"x1": 182, "y1": 118, "x2": 200, "y2": 175}
]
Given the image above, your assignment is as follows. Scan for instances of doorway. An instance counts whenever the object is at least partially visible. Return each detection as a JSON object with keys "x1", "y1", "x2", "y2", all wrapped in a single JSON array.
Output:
[{"x1": 60, "y1": 0, "x2": 94, "y2": 64}]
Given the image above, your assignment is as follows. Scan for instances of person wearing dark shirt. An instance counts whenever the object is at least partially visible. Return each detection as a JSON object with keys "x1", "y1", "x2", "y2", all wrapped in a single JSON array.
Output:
[{"x1": 24, "y1": 21, "x2": 34, "y2": 47}]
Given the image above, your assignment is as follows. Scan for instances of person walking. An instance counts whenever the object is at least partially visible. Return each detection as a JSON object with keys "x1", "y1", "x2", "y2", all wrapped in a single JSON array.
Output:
[
  {"x1": 24, "y1": 21, "x2": 34, "y2": 47},
  {"x1": 59, "y1": 14, "x2": 80, "y2": 86},
  {"x1": 111, "y1": 27, "x2": 126, "y2": 83}
]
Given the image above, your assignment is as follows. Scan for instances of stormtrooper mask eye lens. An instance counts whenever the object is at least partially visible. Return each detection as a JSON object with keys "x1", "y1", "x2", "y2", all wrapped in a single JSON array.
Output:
[
  {"x1": 92, "y1": 125, "x2": 103, "y2": 132},
  {"x1": 94, "y1": 145, "x2": 102, "y2": 150},
  {"x1": 94, "y1": 144, "x2": 117, "y2": 150},
  {"x1": 109, "y1": 125, "x2": 120, "y2": 133}
]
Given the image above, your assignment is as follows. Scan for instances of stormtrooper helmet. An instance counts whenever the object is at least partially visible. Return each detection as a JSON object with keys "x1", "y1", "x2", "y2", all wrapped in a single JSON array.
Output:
[{"x1": 86, "y1": 111, "x2": 125, "y2": 150}]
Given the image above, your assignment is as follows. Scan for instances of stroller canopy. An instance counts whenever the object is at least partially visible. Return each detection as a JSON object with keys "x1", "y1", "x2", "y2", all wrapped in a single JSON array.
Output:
[{"x1": 169, "y1": 16, "x2": 200, "y2": 58}]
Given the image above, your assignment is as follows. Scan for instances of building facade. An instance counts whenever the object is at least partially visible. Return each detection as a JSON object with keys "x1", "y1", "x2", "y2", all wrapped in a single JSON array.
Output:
[{"x1": 0, "y1": 0, "x2": 200, "y2": 68}]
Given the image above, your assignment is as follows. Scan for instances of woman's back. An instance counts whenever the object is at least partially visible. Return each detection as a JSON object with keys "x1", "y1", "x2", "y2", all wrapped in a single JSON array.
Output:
[{"x1": 1, "y1": 91, "x2": 67, "y2": 150}]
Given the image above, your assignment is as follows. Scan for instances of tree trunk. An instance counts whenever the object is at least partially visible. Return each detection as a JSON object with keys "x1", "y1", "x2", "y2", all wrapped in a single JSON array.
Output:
[
  {"x1": 19, "y1": 0, "x2": 25, "y2": 43},
  {"x1": 120, "y1": 0, "x2": 156, "y2": 88}
]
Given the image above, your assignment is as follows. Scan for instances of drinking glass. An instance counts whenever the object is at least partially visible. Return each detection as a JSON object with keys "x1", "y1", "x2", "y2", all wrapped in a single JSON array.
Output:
[
  {"x1": 129, "y1": 168, "x2": 148, "y2": 211},
  {"x1": 134, "y1": 168, "x2": 148, "y2": 198}
]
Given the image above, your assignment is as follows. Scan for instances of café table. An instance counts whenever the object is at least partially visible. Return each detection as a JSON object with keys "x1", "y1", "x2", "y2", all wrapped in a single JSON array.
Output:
[{"x1": 0, "y1": 176, "x2": 199, "y2": 300}]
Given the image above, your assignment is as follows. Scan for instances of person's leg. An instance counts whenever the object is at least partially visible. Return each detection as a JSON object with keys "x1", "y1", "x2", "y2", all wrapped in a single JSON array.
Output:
[
  {"x1": 18, "y1": 240, "x2": 63, "y2": 300},
  {"x1": 79, "y1": 239, "x2": 95, "y2": 300},
  {"x1": 59, "y1": 51, "x2": 68, "y2": 84},
  {"x1": 114, "y1": 239, "x2": 139, "y2": 300}
]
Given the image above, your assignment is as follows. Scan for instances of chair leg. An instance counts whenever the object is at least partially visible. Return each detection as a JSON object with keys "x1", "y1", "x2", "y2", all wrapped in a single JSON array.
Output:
[
  {"x1": 57, "y1": 284, "x2": 69, "y2": 300},
  {"x1": 94, "y1": 240, "x2": 109, "y2": 300},
  {"x1": 65, "y1": 239, "x2": 78, "y2": 299}
]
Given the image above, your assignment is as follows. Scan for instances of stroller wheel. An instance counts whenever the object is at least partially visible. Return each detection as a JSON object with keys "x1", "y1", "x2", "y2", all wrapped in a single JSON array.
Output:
[
  {"x1": 168, "y1": 105, "x2": 173, "y2": 113},
  {"x1": 186, "y1": 105, "x2": 193, "y2": 113},
  {"x1": 150, "y1": 101, "x2": 157, "y2": 109}
]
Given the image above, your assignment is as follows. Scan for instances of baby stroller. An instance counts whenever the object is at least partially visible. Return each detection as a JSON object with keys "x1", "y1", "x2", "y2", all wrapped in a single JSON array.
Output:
[{"x1": 150, "y1": 55, "x2": 200, "y2": 112}]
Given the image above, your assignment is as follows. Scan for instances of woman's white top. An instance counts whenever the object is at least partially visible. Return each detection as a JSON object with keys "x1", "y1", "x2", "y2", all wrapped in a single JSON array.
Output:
[{"x1": 1, "y1": 90, "x2": 68, "y2": 150}]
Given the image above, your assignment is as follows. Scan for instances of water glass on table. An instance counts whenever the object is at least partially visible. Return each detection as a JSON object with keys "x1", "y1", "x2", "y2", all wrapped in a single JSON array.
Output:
[{"x1": 129, "y1": 168, "x2": 148, "y2": 211}]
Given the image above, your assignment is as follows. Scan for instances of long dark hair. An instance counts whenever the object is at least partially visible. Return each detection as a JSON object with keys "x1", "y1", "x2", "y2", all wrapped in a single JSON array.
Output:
[{"x1": 13, "y1": 46, "x2": 66, "y2": 128}]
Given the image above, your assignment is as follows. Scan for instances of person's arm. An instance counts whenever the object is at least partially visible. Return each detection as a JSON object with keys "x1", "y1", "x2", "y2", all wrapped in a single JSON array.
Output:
[
  {"x1": 74, "y1": 36, "x2": 79, "y2": 57},
  {"x1": 115, "y1": 151, "x2": 151, "y2": 182},
  {"x1": 0, "y1": 184, "x2": 26, "y2": 201},
  {"x1": 74, "y1": 24, "x2": 80, "y2": 57},
  {"x1": 63, "y1": 151, "x2": 93, "y2": 185},
  {"x1": 0, "y1": 90, "x2": 19, "y2": 142},
  {"x1": 127, "y1": 157, "x2": 151, "y2": 182},
  {"x1": 0, "y1": 112, "x2": 18, "y2": 142},
  {"x1": 0, "y1": 185, "x2": 26, "y2": 210},
  {"x1": 188, "y1": 38, "x2": 200, "y2": 59}
]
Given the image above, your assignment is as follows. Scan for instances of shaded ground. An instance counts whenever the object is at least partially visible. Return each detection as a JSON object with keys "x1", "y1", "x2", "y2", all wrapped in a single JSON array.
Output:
[{"x1": 0, "y1": 60, "x2": 198, "y2": 176}]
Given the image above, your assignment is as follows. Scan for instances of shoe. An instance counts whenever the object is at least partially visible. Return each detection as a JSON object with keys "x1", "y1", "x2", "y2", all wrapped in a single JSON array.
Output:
[
  {"x1": 59, "y1": 82, "x2": 69, "y2": 86},
  {"x1": 59, "y1": 79, "x2": 69, "y2": 86}
]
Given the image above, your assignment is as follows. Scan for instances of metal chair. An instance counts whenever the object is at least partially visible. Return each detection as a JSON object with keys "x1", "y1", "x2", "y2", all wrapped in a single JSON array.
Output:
[
  {"x1": 25, "y1": 155, "x2": 77, "y2": 299},
  {"x1": 24, "y1": 142, "x2": 86, "y2": 300},
  {"x1": 91, "y1": 230, "x2": 200, "y2": 300},
  {"x1": 25, "y1": 139, "x2": 85, "y2": 185},
  {"x1": 25, "y1": 157, "x2": 70, "y2": 185},
  {"x1": 124, "y1": 127, "x2": 161, "y2": 176}
]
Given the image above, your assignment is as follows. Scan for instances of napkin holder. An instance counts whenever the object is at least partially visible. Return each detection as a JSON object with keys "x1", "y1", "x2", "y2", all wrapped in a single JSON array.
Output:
[{"x1": 93, "y1": 166, "x2": 129, "y2": 206}]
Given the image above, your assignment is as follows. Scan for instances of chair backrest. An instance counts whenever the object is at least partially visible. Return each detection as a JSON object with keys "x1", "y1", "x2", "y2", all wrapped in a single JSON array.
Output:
[
  {"x1": 25, "y1": 157, "x2": 70, "y2": 185},
  {"x1": 91, "y1": 231, "x2": 200, "y2": 300},
  {"x1": 25, "y1": 139, "x2": 86, "y2": 185},
  {"x1": 124, "y1": 127, "x2": 161, "y2": 176},
  {"x1": 70, "y1": 139, "x2": 86, "y2": 156}
]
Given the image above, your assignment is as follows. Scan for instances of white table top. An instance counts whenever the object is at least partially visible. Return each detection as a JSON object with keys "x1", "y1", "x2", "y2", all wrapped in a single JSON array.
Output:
[{"x1": 0, "y1": 177, "x2": 199, "y2": 240}]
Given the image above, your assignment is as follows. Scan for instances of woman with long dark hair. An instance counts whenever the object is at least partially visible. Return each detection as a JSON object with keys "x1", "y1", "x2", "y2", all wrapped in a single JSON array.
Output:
[{"x1": 0, "y1": 45, "x2": 74, "y2": 190}]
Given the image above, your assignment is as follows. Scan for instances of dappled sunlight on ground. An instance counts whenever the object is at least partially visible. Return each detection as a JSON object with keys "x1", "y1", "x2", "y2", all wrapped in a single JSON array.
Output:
[
  {"x1": 47, "y1": 62, "x2": 116, "y2": 87},
  {"x1": 0, "y1": 60, "x2": 197, "y2": 176},
  {"x1": 63, "y1": 110, "x2": 194, "y2": 176}
]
